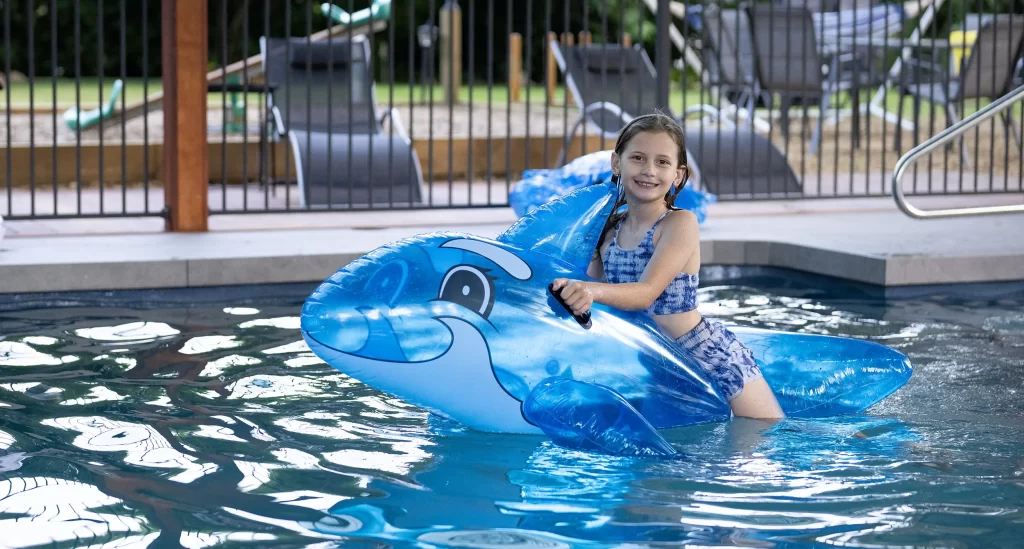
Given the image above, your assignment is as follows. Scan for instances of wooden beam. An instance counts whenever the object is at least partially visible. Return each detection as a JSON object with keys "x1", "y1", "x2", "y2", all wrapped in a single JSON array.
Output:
[
  {"x1": 162, "y1": 0, "x2": 208, "y2": 231},
  {"x1": 0, "y1": 135, "x2": 611, "y2": 189}
]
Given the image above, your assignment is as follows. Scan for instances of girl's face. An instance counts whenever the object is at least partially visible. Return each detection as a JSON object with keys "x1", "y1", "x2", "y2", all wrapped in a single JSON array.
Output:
[{"x1": 611, "y1": 131, "x2": 686, "y2": 206}]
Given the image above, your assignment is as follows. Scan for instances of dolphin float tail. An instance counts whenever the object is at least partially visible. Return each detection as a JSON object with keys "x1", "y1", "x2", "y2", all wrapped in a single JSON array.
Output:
[{"x1": 523, "y1": 378, "x2": 679, "y2": 458}]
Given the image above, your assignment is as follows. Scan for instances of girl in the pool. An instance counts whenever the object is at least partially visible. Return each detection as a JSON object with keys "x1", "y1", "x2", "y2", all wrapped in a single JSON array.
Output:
[{"x1": 551, "y1": 112, "x2": 785, "y2": 419}]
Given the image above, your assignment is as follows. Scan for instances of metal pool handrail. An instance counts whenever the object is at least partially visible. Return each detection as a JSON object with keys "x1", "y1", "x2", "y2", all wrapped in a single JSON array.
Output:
[{"x1": 892, "y1": 84, "x2": 1024, "y2": 219}]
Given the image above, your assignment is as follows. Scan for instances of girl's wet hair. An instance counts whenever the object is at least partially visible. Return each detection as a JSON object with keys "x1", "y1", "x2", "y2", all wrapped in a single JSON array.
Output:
[{"x1": 594, "y1": 111, "x2": 690, "y2": 259}]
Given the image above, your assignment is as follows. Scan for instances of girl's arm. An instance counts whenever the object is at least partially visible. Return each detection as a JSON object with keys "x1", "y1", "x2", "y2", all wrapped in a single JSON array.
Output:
[{"x1": 553, "y1": 211, "x2": 699, "y2": 315}]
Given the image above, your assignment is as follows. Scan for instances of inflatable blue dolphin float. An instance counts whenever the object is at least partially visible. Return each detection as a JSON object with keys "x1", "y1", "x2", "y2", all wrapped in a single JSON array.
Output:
[{"x1": 300, "y1": 181, "x2": 912, "y2": 457}]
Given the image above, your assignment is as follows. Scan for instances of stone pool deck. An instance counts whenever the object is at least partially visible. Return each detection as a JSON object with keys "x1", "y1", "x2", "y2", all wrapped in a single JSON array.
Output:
[{"x1": 1, "y1": 193, "x2": 1022, "y2": 294}]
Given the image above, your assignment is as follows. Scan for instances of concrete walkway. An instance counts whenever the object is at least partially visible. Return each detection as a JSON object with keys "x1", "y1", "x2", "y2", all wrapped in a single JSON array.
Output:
[{"x1": 1, "y1": 194, "x2": 1022, "y2": 294}]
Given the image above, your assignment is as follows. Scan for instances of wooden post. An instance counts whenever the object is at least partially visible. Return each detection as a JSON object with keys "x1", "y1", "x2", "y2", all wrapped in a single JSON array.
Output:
[
  {"x1": 440, "y1": 0, "x2": 462, "y2": 105},
  {"x1": 161, "y1": 0, "x2": 208, "y2": 232},
  {"x1": 622, "y1": 32, "x2": 632, "y2": 48},
  {"x1": 578, "y1": 31, "x2": 592, "y2": 46},
  {"x1": 546, "y1": 32, "x2": 557, "y2": 105},
  {"x1": 509, "y1": 32, "x2": 522, "y2": 103},
  {"x1": 560, "y1": 33, "x2": 575, "y2": 106}
]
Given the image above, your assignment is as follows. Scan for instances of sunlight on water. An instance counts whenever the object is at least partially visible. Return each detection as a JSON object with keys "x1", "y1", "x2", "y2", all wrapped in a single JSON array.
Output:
[{"x1": 0, "y1": 273, "x2": 1021, "y2": 548}]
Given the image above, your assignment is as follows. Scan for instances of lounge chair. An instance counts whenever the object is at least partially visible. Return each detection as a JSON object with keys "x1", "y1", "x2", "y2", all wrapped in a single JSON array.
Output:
[
  {"x1": 260, "y1": 35, "x2": 425, "y2": 208},
  {"x1": 745, "y1": 4, "x2": 891, "y2": 155},
  {"x1": 700, "y1": 5, "x2": 772, "y2": 125},
  {"x1": 640, "y1": 0, "x2": 772, "y2": 132},
  {"x1": 550, "y1": 40, "x2": 802, "y2": 197},
  {"x1": 899, "y1": 15, "x2": 1024, "y2": 162}
]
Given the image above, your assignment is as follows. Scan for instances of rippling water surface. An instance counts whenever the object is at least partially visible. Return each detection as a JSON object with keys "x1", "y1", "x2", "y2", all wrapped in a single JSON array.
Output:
[{"x1": 0, "y1": 268, "x2": 1021, "y2": 548}]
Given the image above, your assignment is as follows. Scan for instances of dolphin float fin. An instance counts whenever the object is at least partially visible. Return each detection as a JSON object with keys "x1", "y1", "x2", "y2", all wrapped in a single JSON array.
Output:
[
  {"x1": 497, "y1": 182, "x2": 617, "y2": 273},
  {"x1": 522, "y1": 378, "x2": 678, "y2": 458}
]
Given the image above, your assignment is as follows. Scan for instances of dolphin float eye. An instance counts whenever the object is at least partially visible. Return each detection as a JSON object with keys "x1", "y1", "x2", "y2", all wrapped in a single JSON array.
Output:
[{"x1": 438, "y1": 265, "x2": 496, "y2": 318}]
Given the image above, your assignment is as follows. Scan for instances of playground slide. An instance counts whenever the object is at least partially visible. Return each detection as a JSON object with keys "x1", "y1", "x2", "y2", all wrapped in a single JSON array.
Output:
[
  {"x1": 80, "y1": 1, "x2": 390, "y2": 131},
  {"x1": 63, "y1": 79, "x2": 124, "y2": 132}
]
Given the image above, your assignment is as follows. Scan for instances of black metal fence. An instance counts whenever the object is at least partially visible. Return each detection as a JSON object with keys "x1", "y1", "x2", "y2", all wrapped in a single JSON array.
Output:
[{"x1": 1, "y1": 0, "x2": 1022, "y2": 220}]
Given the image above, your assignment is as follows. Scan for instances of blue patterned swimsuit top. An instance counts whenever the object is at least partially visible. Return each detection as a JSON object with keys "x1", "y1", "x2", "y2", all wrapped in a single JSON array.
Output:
[{"x1": 602, "y1": 211, "x2": 699, "y2": 315}]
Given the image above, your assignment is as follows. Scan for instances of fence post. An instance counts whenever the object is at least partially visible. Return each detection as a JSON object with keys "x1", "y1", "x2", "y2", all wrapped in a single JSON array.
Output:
[
  {"x1": 161, "y1": 0, "x2": 208, "y2": 232},
  {"x1": 440, "y1": 0, "x2": 462, "y2": 106},
  {"x1": 509, "y1": 32, "x2": 522, "y2": 103},
  {"x1": 655, "y1": 0, "x2": 671, "y2": 112},
  {"x1": 546, "y1": 32, "x2": 557, "y2": 105},
  {"x1": 560, "y1": 33, "x2": 575, "y2": 106}
]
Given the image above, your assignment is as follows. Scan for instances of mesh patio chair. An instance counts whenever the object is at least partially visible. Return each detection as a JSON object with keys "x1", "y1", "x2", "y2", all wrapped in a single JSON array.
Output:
[
  {"x1": 550, "y1": 40, "x2": 802, "y2": 197},
  {"x1": 746, "y1": 4, "x2": 888, "y2": 154},
  {"x1": 900, "y1": 15, "x2": 1024, "y2": 163},
  {"x1": 700, "y1": 5, "x2": 772, "y2": 124},
  {"x1": 260, "y1": 35, "x2": 425, "y2": 208}
]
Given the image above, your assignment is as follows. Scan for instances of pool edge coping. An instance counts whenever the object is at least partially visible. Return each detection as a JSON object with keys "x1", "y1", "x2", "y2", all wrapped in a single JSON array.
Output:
[{"x1": 4, "y1": 238, "x2": 1022, "y2": 294}]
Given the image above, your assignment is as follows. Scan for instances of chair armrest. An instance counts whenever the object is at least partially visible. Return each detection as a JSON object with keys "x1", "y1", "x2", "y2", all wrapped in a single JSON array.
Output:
[
  {"x1": 903, "y1": 56, "x2": 948, "y2": 75},
  {"x1": 681, "y1": 104, "x2": 738, "y2": 130},
  {"x1": 582, "y1": 101, "x2": 634, "y2": 126},
  {"x1": 378, "y1": 107, "x2": 411, "y2": 143},
  {"x1": 269, "y1": 105, "x2": 287, "y2": 138}
]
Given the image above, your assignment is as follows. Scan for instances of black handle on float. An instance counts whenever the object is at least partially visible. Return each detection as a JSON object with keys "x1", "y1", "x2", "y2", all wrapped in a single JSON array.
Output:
[{"x1": 548, "y1": 283, "x2": 592, "y2": 329}]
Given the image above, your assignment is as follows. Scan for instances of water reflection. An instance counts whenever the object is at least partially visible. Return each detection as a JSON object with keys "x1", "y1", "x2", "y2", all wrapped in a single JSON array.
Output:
[
  {"x1": 42, "y1": 416, "x2": 220, "y2": 484},
  {"x1": 179, "y1": 531, "x2": 276, "y2": 549},
  {"x1": 0, "y1": 341, "x2": 67, "y2": 366},
  {"x1": 0, "y1": 477, "x2": 157, "y2": 549},
  {"x1": 74, "y1": 321, "x2": 180, "y2": 342},
  {"x1": 0, "y1": 275, "x2": 1020, "y2": 547},
  {"x1": 223, "y1": 307, "x2": 261, "y2": 316},
  {"x1": 59, "y1": 385, "x2": 126, "y2": 406},
  {"x1": 238, "y1": 316, "x2": 301, "y2": 330},
  {"x1": 198, "y1": 354, "x2": 262, "y2": 378},
  {"x1": 222, "y1": 374, "x2": 337, "y2": 400},
  {"x1": 0, "y1": 429, "x2": 13, "y2": 449},
  {"x1": 179, "y1": 335, "x2": 242, "y2": 355}
]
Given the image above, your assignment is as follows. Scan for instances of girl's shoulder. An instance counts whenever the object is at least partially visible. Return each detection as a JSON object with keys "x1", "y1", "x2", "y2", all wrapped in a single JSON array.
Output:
[
  {"x1": 653, "y1": 209, "x2": 700, "y2": 247},
  {"x1": 659, "y1": 209, "x2": 699, "y2": 234}
]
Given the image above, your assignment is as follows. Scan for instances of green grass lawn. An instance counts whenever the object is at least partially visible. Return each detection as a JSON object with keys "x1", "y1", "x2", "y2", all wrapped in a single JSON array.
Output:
[
  {"x1": 0, "y1": 77, "x2": 704, "y2": 109},
  {"x1": 1, "y1": 77, "x2": 1018, "y2": 121}
]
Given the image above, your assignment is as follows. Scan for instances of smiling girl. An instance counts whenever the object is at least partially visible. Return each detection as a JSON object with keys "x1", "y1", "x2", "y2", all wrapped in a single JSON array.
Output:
[{"x1": 551, "y1": 112, "x2": 784, "y2": 419}]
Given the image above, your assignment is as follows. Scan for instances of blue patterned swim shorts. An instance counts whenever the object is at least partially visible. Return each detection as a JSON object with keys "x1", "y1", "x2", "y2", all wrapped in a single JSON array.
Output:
[{"x1": 675, "y1": 318, "x2": 763, "y2": 401}]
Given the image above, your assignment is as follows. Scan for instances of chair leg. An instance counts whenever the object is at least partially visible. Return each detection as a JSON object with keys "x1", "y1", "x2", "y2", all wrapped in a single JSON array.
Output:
[
  {"x1": 779, "y1": 96, "x2": 792, "y2": 142},
  {"x1": 744, "y1": 85, "x2": 759, "y2": 128},
  {"x1": 947, "y1": 104, "x2": 970, "y2": 168},
  {"x1": 1001, "y1": 111, "x2": 1023, "y2": 150},
  {"x1": 556, "y1": 115, "x2": 586, "y2": 168},
  {"x1": 851, "y1": 88, "x2": 861, "y2": 150},
  {"x1": 894, "y1": 95, "x2": 904, "y2": 153},
  {"x1": 734, "y1": 89, "x2": 754, "y2": 128},
  {"x1": 810, "y1": 92, "x2": 830, "y2": 156}
]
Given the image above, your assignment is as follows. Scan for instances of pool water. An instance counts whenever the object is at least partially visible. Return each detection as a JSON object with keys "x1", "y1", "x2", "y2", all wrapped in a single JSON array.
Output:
[{"x1": 0, "y1": 268, "x2": 1021, "y2": 548}]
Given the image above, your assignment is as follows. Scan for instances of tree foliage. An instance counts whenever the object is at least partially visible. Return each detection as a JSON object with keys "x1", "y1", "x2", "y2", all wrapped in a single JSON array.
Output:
[{"x1": 0, "y1": 0, "x2": 1018, "y2": 82}]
